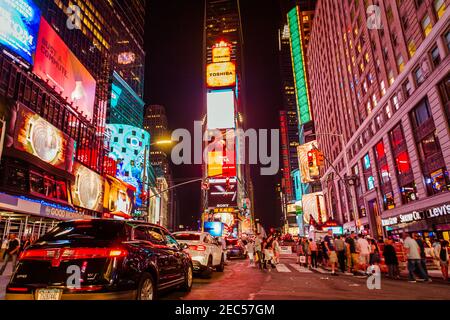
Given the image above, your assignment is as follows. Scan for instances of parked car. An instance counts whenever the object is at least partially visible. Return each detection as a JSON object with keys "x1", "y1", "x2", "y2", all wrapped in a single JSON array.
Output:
[
  {"x1": 226, "y1": 238, "x2": 247, "y2": 259},
  {"x1": 5, "y1": 219, "x2": 193, "y2": 300},
  {"x1": 172, "y1": 231, "x2": 224, "y2": 276}
]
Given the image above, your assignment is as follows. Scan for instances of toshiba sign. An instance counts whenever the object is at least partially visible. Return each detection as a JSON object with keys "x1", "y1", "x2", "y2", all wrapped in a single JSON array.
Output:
[{"x1": 206, "y1": 62, "x2": 236, "y2": 88}]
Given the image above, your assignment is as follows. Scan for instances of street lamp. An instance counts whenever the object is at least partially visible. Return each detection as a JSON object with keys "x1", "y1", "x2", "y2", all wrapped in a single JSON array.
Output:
[
  {"x1": 305, "y1": 132, "x2": 359, "y2": 231},
  {"x1": 152, "y1": 139, "x2": 174, "y2": 146}
]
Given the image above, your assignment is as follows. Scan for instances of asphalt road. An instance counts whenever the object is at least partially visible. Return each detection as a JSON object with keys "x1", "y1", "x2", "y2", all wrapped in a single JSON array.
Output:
[{"x1": 1, "y1": 255, "x2": 449, "y2": 300}]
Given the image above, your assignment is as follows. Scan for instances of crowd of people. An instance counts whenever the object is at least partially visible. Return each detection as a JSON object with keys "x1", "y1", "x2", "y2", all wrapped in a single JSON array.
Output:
[
  {"x1": 244, "y1": 233, "x2": 283, "y2": 270},
  {"x1": 292, "y1": 230, "x2": 449, "y2": 282}
]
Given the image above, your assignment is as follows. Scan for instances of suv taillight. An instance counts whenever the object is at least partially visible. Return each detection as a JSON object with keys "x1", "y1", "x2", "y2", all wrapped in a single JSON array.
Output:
[
  {"x1": 189, "y1": 245, "x2": 206, "y2": 251},
  {"x1": 20, "y1": 248, "x2": 128, "y2": 261}
]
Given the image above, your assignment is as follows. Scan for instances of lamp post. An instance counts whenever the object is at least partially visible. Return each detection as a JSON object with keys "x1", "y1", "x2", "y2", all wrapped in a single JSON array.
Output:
[{"x1": 305, "y1": 133, "x2": 359, "y2": 231}]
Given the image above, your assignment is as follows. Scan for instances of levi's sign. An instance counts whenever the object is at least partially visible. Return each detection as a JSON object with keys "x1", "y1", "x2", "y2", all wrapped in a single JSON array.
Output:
[{"x1": 426, "y1": 204, "x2": 450, "y2": 219}]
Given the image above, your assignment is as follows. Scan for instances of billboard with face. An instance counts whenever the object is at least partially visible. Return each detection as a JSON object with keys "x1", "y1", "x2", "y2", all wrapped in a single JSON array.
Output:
[
  {"x1": 207, "y1": 178, "x2": 238, "y2": 208},
  {"x1": 206, "y1": 130, "x2": 236, "y2": 178},
  {"x1": 0, "y1": 0, "x2": 41, "y2": 64},
  {"x1": 33, "y1": 18, "x2": 96, "y2": 122},
  {"x1": 11, "y1": 103, "x2": 75, "y2": 172},
  {"x1": 71, "y1": 162, "x2": 103, "y2": 212}
]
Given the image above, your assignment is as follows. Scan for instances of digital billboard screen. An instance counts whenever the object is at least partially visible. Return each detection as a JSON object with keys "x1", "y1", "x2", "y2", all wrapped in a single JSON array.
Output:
[
  {"x1": 297, "y1": 141, "x2": 319, "y2": 183},
  {"x1": 207, "y1": 62, "x2": 236, "y2": 88},
  {"x1": 207, "y1": 178, "x2": 238, "y2": 208},
  {"x1": 206, "y1": 130, "x2": 236, "y2": 178},
  {"x1": 204, "y1": 222, "x2": 223, "y2": 237},
  {"x1": 34, "y1": 18, "x2": 96, "y2": 123},
  {"x1": 0, "y1": 0, "x2": 41, "y2": 64},
  {"x1": 10, "y1": 103, "x2": 75, "y2": 172},
  {"x1": 207, "y1": 90, "x2": 235, "y2": 130},
  {"x1": 71, "y1": 162, "x2": 104, "y2": 213}
]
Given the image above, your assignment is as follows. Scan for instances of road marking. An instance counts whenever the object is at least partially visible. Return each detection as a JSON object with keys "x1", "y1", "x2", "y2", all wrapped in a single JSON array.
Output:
[
  {"x1": 275, "y1": 264, "x2": 292, "y2": 273},
  {"x1": 289, "y1": 264, "x2": 313, "y2": 273}
]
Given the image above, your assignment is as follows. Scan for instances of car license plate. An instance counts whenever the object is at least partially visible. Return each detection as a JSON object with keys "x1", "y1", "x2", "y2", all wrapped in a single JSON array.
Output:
[{"x1": 36, "y1": 289, "x2": 62, "y2": 300}]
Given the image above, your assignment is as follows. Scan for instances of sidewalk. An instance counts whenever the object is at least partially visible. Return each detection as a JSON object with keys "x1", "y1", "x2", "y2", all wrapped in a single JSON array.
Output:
[
  {"x1": 314, "y1": 264, "x2": 448, "y2": 284},
  {"x1": 0, "y1": 264, "x2": 13, "y2": 300}
]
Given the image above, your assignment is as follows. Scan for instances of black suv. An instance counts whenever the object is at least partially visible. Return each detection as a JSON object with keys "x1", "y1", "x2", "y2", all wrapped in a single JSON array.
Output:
[{"x1": 5, "y1": 219, "x2": 193, "y2": 300}]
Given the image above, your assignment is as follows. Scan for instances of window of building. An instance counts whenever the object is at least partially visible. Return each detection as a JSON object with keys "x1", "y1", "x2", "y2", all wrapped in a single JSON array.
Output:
[
  {"x1": 422, "y1": 15, "x2": 433, "y2": 37},
  {"x1": 434, "y1": 0, "x2": 446, "y2": 19},
  {"x1": 401, "y1": 182, "x2": 419, "y2": 203},
  {"x1": 372, "y1": 94, "x2": 378, "y2": 107},
  {"x1": 437, "y1": 74, "x2": 450, "y2": 128},
  {"x1": 363, "y1": 81, "x2": 368, "y2": 93},
  {"x1": 381, "y1": 80, "x2": 386, "y2": 96},
  {"x1": 362, "y1": 154, "x2": 375, "y2": 191},
  {"x1": 392, "y1": 94, "x2": 400, "y2": 110},
  {"x1": 388, "y1": 69, "x2": 395, "y2": 85},
  {"x1": 408, "y1": 40, "x2": 417, "y2": 57},
  {"x1": 404, "y1": 80, "x2": 413, "y2": 97},
  {"x1": 430, "y1": 46, "x2": 441, "y2": 67},
  {"x1": 414, "y1": 67, "x2": 425, "y2": 86},
  {"x1": 397, "y1": 55, "x2": 405, "y2": 72},
  {"x1": 374, "y1": 141, "x2": 395, "y2": 210},
  {"x1": 367, "y1": 100, "x2": 372, "y2": 114},
  {"x1": 385, "y1": 104, "x2": 392, "y2": 119},
  {"x1": 411, "y1": 97, "x2": 431, "y2": 127},
  {"x1": 445, "y1": 30, "x2": 450, "y2": 52}
]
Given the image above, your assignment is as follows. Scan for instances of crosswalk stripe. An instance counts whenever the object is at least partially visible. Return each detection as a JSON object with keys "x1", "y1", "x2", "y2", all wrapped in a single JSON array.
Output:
[
  {"x1": 289, "y1": 264, "x2": 313, "y2": 273},
  {"x1": 275, "y1": 264, "x2": 292, "y2": 273}
]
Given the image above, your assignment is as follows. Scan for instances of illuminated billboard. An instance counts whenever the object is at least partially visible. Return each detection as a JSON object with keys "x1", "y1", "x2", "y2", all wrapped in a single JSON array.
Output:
[
  {"x1": 34, "y1": 18, "x2": 97, "y2": 122},
  {"x1": 207, "y1": 89, "x2": 235, "y2": 130},
  {"x1": 107, "y1": 124, "x2": 150, "y2": 208},
  {"x1": 297, "y1": 141, "x2": 319, "y2": 183},
  {"x1": 302, "y1": 192, "x2": 327, "y2": 224},
  {"x1": 71, "y1": 162, "x2": 103, "y2": 212},
  {"x1": 206, "y1": 130, "x2": 236, "y2": 178},
  {"x1": 104, "y1": 175, "x2": 135, "y2": 219},
  {"x1": 212, "y1": 42, "x2": 231, "y2": 63},
  {"x1": 0, "y1": 0, "x2": 41, "y2": 64},
  {"x1": 204, "y1": 222, "x2": 224, "y2": 237},
  {"x1": 207, "y1": 178, "x2": 238, "y2": 208},
  {"x1": 287, "y1": 6, "x2": 312, "y2": 125},
  {"x1": 207, "y1": 62, "x2": 236, "y2": 88},
  {"x1": 11, "y1": 103, "x2": 75, "y2": 172}
]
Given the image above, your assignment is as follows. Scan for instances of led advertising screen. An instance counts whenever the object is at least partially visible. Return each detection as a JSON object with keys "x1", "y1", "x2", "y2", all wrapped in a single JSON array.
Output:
[
  {"x1": 204, "y1": 222, "x2": 224, "y2": 237},
  {"x1": 104, "y1": 175, "x2": 135, "y2": 219},
  {"x1": 71, "y1": 162, "x2": 104, "y2": 213},
  {"x1": 207, "y1": 178, "x2": 238, "y2": 209},
  {"x1": 302, "y1": 192, "x2": 327, "y2": 225},
  {"x1": 206, "y1": 130, "x2": 236, "y2": 178},
  {"x1": 297, "y1": 141, "x2": 319, "y2": 183},
  {"x1": 207, "y1": 90, "x2": 235, "y2": 130},
  {"x1": 10, "y1": 103, "x2": 75, "y2": 172},
  {"x1": 34, "y1": 18, "x2": 96, "y2": 122},
  {"x1": 0, "y1": 0, "x2": 41, "y2": 64},
  {"x1": 212, "y1": 42, "x2": 231, "y2": 63},
  {"x1": 207, "y1": 62, "x2": 236, "y2": 88},
  {"x1": 107, "y1": 124, "x2": 150, "y2": 209}
]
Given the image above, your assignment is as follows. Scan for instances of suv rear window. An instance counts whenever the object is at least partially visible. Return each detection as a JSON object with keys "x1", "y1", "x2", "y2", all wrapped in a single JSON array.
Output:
[
  {"x1": 39, "y1": 220, "x2": 126, "y2": 241},
  {"x1": 173, "y1": 233, "x2": 201, "y2": 241}
]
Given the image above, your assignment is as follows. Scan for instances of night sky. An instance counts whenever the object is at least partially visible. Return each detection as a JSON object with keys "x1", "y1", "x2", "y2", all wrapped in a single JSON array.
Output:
[{"x1": 145, "y1": 0, "x2": 284, "y2": 229}]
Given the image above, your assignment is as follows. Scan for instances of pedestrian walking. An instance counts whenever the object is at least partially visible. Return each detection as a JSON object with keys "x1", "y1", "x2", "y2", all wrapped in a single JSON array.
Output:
[
  {"x1": 403, "y1": 233, "x2": 431, "y2": 283},
  {"x1": 436, "y1": 240, "x2": 449, "y2": 281},
  {"x1": 369, "y1": 239, "x2": 381, "y2": 265},
  {"x1": 356, "y1": 235, "x2": 371, "y2": 272},
  {"x1": 263, "y1": 237, "x2": 275, "y2": 270},
  {"x1": 413, "y1": 233, "x2": 429, "y2": 278},
  {"x1": 345, "y1": 233, "x2": 359, "y2": 274},
  {"x1": 273, "y1": 236, "x2": 281, "y2": 265},
  {"x1": 0, "y1": 234, "x2": 20, "y2": 275},
  {"x1": 324, "y1": 230, "x2": 338, "y2": 276},
  {"x1": 303, "y1": 238, "x2": 311, "y2": 268},
  {"x1": 383, "y1": 238, "x2": 400, "y2": 279},
  {"x1": 246, "y1": 240, "x2": 255, "y2": 266},
  {"x1": 309, "y1": 238, "x2": 318, "y2": 269},
  {"x1": 255, "y1": 233, "x2": 264, "y2": 270},
  {"x1": 334, "y1": 235, "x2": 346, "y2": 273}
]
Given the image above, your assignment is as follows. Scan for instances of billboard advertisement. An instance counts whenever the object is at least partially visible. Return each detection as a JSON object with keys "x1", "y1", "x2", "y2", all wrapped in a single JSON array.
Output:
[
  {"x1": 212, "y1": 42, "x2": 231, "y2": 63},
  {"x1": 10, "y1": 103, "x2": 75, "y2": 172},
  {"x1": 206, "y1": 62, "x2": 236, "y2": 88},
  {"x1": 206, "y1": 130, "x2": 236, "y2": 178},
  {"x1": 204, "y1": 222, "x2": 224, "y2": 237},
  {"x1": 104, "y1": 175, "x2": 135, "y2": 219},
  {"x1": 107, "y1": 124, "x2": 150, "y2": 208},
  {"x1": 70, "y1": 162, "x2": 103, "y2": 212},
  {"x1": 302, "y1": 192, "x2": 327, "y2": 225},
  {"x1": 207, "y1": 89, "x2": 235, "y2": 130},
  {"x1": 0, "y1": 0, "x2": 41, "y2": 64},
  {"x1": 207, "y1": 178, "x2": 238, "y2": 208},
  {"x1": 297, "y1": 141, "x2": 319, "y2": 183},
  {"x1": 33, "y1": 18, "x2": 96, "y2": 122}
]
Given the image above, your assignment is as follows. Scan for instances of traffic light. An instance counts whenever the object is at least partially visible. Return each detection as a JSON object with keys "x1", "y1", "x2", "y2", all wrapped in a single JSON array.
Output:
[
  {"x1": 316, "y1": 151, "x2": 325, "y2": 167},
  {"x1": 307, "y1": 150, "x2": 315, "y2": 168}
]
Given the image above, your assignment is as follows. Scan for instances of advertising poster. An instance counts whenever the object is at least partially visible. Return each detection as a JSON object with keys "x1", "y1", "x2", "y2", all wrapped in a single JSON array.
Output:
[
  {"x1": 206, "y1": 130, "x2": 236, "y2": 178},
  {"x1": 207, "y1": 178, "x2": 238, "y2": 208},
  {"x1": 297, "y1": 141, "x2": 319, "y2": 183},
  {"x1": 71, "y1": 162, "x2": 104, "y2": 212},
  {"x1": 0, "y1": 0, "x2": 41, "y2": 64},
  {"x1": 104, "y1": 175, "x2": 135, "y2": 218},
  {"x1": 302, "y1": 192, "x2": 327, "y2": 225},
  {"x1": 203, "y1": 222, "x2": 224, "y2": 237},
  {"x1": 11, "y1": 103, "x2": 75, "y2": 172},
  {"x1": 33, "y1": 18, "x2": 96, "y2": 122},
  {"x1": 207, "y1": 89, "x2": 235, "y2": 130}
]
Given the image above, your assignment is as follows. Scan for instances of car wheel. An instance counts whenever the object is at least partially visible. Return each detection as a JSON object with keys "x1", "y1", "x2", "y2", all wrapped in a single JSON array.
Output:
[
  {"x1": 216, "y1": 254, "x2": 225, "y2": 272},
  {"x1": 181, "y1": 263, "x2": 193, "y2": 292},
  {"x1": 137, "y1": 273, "x2": 156, "y2": 300}
]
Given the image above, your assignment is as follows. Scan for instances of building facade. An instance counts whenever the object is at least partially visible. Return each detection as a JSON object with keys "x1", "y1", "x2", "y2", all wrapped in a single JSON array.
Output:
[{"x1": 307, "y1": 0, "x2": 450, "y2": 239}]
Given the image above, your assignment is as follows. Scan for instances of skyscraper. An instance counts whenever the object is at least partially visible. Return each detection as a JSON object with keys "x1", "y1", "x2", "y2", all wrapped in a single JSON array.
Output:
[{"x1": 307, "y1": 0, "x2": 450, "y2": 239}]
